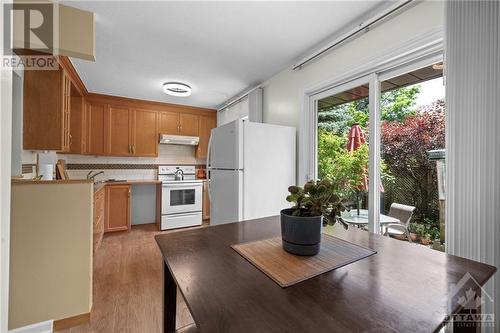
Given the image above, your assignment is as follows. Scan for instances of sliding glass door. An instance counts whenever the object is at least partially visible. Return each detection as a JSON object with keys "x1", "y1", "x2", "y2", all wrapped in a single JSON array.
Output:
[
  {"x1": 312, "y1": 56, "x2": 445, "y2": 241},
  {"x1": 312, "y1": 75, "x2": 381, "y2": 233},
  {"x1": 317, "y1": 82, "x2": 371, "y2": 221},
  {"x1": 378, "y1": 61, "x2": 445, "y2": 250}
]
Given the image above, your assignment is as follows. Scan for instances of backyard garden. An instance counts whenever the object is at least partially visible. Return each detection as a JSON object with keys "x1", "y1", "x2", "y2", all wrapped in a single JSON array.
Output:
[{"x1": 317, "y1": 83, "x2": 445, "y2": 248}]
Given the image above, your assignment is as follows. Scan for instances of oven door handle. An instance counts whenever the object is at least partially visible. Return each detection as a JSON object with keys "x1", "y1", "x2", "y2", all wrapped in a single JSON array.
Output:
[{"x1": 162, "y1": 183, "x2": 202, "y2": 189}]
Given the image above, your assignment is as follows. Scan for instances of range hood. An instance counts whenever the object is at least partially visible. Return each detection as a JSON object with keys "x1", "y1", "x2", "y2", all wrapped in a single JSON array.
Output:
[{"x1": 159, "y1": 134, "x2": 199, "y2": 145}]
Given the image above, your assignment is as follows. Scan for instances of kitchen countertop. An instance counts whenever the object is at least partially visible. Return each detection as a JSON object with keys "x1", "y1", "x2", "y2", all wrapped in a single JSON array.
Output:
[{"x1": 12, "y1": 179, "x2": 93, "y2": 185}]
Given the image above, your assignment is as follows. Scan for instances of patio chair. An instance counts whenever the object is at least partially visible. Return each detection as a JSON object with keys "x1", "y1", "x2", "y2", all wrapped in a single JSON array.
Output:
[{"x1": 383, "y1": 203, "x2": 416, "y2": 241}]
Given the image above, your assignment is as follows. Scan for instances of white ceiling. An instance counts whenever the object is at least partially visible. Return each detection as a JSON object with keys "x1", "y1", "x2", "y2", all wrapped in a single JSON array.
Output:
[{"x1": 67, "y1": 1, "x2": 388, "y2": 109}]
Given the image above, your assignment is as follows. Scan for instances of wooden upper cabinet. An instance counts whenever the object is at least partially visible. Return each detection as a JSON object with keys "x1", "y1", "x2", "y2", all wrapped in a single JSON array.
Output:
[
  {"x1": 196, "y1": 115, "x2": 216, "y2": 159},
  {"x1": 107, "y1": 105, "x2": 132, "y2": 155},
  {"x1": 86, "y1": 102, "x2": 107, "y2": 155},
  {"x1": 159, "y1": 111, "x2": 199, "y2": 136},
  {"x1": 132, "y1": 109, "x2": 158, "y2": 156},
  {"x1": 179, "y1": 113, "x2": 199, "y2": 136},
  {"x1": 105, "y1": 184, "x2": 131, "y2": 232},
  {"x1": 61, "y1": 74, "x2": 71, "y2": 152},
  {"x1": 23, "y1": 65, "x2": 71, "y2": 151},
  {"x1": 159, "y1": 111, "x2": 180, "y2": 135},
  {"x1": 68, "y1": 90, "x2": 85, "y2": 154}
]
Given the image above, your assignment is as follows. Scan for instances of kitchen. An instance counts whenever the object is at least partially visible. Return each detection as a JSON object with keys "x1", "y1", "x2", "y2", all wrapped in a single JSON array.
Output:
[
  {"x1": 10, "y1": 53, "x2": 221, "y2": 330},
  {"x1": 10, "y1": 51, "x2": 296, "y2": 331},
  {"x1": 18, "y1": 56, "x2": 217, "y2": 230}
]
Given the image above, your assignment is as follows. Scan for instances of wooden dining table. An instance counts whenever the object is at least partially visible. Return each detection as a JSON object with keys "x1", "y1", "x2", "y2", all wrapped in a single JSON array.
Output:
[{"x1": 155, "y1": 216, "x2": 496, "y2": 333}]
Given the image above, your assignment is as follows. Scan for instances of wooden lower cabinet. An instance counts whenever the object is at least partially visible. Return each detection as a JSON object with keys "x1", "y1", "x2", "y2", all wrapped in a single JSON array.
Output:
[
  {"x1": 93, "y1": 187, "x2": 105, "y2": 253},
  {"x1": 105, "y1": 184, "x2": 131, "y2": 232},
  {"x1": 202, "y1": 180, "x2": 210, "y2": 220}
]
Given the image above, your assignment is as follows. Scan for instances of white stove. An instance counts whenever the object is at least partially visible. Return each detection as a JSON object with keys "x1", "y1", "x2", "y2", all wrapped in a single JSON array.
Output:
[{"x1": 158, "y1": 166, "x2": 203, "y2": 230}]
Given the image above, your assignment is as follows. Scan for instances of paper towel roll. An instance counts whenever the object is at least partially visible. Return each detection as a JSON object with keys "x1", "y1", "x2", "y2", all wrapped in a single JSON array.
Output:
[{"x1": 39, "y1": 164, "x2": 54, "y2": 180}]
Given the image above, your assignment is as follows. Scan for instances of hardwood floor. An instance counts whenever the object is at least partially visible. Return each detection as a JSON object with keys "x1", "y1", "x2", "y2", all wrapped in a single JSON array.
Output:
[{"x1": 59, "y1": 223, "x2": 207, "y2": 333}]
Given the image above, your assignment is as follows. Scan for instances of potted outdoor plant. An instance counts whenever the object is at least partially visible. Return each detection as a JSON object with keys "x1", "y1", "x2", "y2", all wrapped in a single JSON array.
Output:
[
  {"x1": 281, "y1": 179, "x2": 348, "y2": 256},
  {"x1": 420, "y1": 233, "x2": 432, "y2": 246}
]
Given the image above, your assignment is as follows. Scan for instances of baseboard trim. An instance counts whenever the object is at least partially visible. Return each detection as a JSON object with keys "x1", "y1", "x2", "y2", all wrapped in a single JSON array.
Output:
[
  {"x1": 53, "y1": 312, "x2": 90, "y2": 331},
  {"x1": 8, "y1": 320, "x2": 53, "y2": 333}
]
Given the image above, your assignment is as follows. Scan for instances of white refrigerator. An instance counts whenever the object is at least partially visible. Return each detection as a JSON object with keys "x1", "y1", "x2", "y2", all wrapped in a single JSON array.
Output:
[{"x1": 207, "y1": 119, "x2": 296, "y2": 225}]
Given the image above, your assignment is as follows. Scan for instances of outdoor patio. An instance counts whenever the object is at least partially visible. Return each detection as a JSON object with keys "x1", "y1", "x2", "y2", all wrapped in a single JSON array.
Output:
[{"x1": 317, "y1": 63, "x2": 446, "y2": 251}]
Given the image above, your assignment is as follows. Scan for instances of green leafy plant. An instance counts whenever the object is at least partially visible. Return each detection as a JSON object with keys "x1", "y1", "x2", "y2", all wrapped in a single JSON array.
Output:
[
  {"x1": 421, "y1": 218, "x2": 441, "y2": 240},
  {"x1": 410, "y1": 220, "x2": 440, "y2": 243},
  {"x1": 286, "y1": 179, "x2": 348, "y2": 229},
  {"x1": 317, "y1": 129, "x2": 368, "y2": 199},
  {"x1": 317, "y1": 129, "x2": 394, "y2": 201},
  {"x1": 410, "y1": 222, "x2": 425, "y2": 237}
]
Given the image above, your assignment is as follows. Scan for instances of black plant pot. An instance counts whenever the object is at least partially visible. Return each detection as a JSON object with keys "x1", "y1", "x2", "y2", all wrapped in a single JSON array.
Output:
[{"x1": 280, "y1": 208, "x2": 322, "y2": 256}]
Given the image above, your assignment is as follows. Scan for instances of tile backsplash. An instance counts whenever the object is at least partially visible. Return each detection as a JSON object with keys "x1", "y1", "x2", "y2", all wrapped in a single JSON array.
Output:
[{"x1": 23, "y1": 144, "x2": 206, "y2": 181}]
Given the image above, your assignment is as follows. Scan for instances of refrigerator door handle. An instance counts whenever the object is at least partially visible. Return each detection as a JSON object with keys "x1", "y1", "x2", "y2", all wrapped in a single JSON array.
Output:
[
  {"x1": 206, "y1": 132, "x2": 213, "y2": 169},
  {"x1": 206, "y1": 131, "x2": 212, "y2": 204},
  {"x1": 207, "y1": 178, "x2": 212, "y2": 203}
]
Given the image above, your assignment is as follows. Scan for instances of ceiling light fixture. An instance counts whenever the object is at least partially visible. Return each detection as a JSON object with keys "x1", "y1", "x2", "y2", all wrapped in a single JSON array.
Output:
[{"x1": 163, "y1": 82, "x2": 192, "y2": 97}]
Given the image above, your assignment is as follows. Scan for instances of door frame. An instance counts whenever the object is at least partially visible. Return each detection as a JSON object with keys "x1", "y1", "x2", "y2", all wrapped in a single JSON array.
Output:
[
  {"x1": 308, "y1": 75, "x2": 373, "y2": 182},
  {"x1": 299, "y1": 28, "x2": 443, "y2": 233},
  {"x1": 1, "y1": 1, "x2": 13, "y2": 329}
]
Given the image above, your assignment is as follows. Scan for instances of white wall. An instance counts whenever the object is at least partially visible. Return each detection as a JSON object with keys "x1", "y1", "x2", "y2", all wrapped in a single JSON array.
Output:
[
  {"x1": 217, "y1": 88, "x2": 263, "y2": 127},
  {"x1": 0, "y1": 1, "x2": 13, "y2": 330},
  {"x1": 260, "y1": 1, "x2": 444, "y2": 128},
  {"x1": 217, "y1": 96, "x2": 249, "y2": 126}
]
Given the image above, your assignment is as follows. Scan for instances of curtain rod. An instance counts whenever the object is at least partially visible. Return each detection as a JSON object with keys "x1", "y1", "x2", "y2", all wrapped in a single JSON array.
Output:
[
  {"x1": 292, "y1": 0, "x2": 415, "y2": 71},
  {"x1": 217, "y1": 86, "x2": 260, "y2": 112}
]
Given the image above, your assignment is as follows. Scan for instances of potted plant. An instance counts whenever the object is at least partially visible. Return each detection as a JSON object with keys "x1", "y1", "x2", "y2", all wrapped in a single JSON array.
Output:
[
  {"x1": 420, "y1": 233, "x2": 432, "y2": 246},
  {"x1": 281, "y1": 179, "x2": 348, "y2": 256},
  {"x1": 409, "y1": 223, "x2": 421, "y2": 242}
]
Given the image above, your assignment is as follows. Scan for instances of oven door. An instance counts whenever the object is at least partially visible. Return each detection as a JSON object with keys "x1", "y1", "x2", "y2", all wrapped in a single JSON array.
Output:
[{"x1": 162, "y1": 182, "x2": 202, "y2": 214}]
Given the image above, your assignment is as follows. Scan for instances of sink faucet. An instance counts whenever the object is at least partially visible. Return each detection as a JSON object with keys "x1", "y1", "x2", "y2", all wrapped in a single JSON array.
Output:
[{"x1": 87, "y1": 170, "x2": 104, "y2": 180}]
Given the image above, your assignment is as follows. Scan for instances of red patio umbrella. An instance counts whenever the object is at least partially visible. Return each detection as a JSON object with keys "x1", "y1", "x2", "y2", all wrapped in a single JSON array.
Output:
[
  {"x1": 346, "y1": 123, "x2": 368, "y2": 192},
  {"x1": 346, "y1": 123, "x2": 384, "y2": 215}
]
